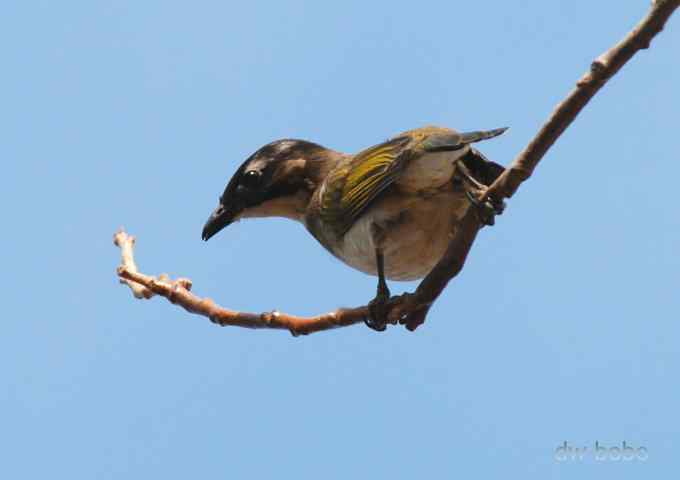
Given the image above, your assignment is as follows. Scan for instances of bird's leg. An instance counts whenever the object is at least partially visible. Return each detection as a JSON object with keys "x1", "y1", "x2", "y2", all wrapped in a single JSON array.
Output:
[
  {"x1": 457, "y1": 163, "x2": 505, "y2": 226},
  {"x1": 366, "y1": 248, "x2": 391, "y2": 332}
]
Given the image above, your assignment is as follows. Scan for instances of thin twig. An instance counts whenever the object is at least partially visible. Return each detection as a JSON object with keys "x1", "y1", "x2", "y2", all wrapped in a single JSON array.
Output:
[
  {"x1": 114, "y1": 229, "x2": 369, "y2": 335},
  {"x1": 114, "y1": 1, "x2": 679, "y2": 334},
  {"x1": 113, "y1": 229, "x2": 154, "y2": 299}
]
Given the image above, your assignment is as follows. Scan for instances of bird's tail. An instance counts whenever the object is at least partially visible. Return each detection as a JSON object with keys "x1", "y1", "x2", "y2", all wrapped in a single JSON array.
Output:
[
  {"x1": 459, "y1": 127, "x2": 508, "y2": 145},
  {"x1": 422, "y1": 127, "x2": 508, "y2": 152}
]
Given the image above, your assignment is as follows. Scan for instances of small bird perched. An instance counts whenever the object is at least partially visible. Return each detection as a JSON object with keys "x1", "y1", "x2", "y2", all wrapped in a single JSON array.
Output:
[{"x1": 202, "y1": 126, "x2": 507, "y2": 331}]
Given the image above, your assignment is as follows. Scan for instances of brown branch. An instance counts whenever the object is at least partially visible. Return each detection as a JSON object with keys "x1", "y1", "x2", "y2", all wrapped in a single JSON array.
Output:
[
  {"x1": 114, "y1": 1, "x2": 679, "y2": 335},
  {"x1": 114, "y1": 229, "x2": 369, "y2": 335},
  {"x1": 483, "y1": 0, "x2": 680, "y2": 203}
]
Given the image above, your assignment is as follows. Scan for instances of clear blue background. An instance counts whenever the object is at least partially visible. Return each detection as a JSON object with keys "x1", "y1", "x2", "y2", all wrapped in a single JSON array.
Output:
[{"x1": 2, "y1": 1, "x2": 679, "y2": 478}]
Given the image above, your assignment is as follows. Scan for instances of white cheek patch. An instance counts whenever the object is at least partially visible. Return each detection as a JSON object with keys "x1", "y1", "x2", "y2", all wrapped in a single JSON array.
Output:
[
  {"x1": 237, "y1": 199, "x2": 283, "y2": 219},
  {"x1": 236, "y1": 192, "x2": 307, "y2": 222}
]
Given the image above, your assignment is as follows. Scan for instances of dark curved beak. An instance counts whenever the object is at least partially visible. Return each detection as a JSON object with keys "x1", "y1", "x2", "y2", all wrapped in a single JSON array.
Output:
[{"x1": 202, "y1": 204, "x2": 237, "y2": 241}]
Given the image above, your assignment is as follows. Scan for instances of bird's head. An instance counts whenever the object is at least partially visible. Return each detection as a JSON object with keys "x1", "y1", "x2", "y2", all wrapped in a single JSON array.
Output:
[{"x1": 202, "y1": 139, "x2": 338, "y2": 241}]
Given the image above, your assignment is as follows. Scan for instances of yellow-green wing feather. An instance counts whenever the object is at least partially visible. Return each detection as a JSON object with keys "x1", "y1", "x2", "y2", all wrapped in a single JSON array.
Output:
[{"x1": 320, "y1": 136, "x2": 411, "y2": 237}]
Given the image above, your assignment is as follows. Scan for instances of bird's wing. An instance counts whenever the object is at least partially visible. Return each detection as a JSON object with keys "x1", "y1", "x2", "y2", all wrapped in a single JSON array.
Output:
[
  {"x1": 318, "y1": 127, "x2": 507, "y2": 237},
  {"x1": 320, "y1": 135, "x2": 412, "y2": 237}
]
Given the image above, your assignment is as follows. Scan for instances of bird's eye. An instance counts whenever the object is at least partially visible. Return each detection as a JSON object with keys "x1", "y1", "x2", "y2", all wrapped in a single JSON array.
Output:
[{"x1": 241, "y1": 170, "x2": 262, "y2": 189}]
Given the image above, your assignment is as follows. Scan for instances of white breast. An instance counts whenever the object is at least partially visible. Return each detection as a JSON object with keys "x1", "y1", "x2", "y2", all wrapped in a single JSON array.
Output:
[{"x1": 332, "y1": 190, "x2": 471, "y2": 281}]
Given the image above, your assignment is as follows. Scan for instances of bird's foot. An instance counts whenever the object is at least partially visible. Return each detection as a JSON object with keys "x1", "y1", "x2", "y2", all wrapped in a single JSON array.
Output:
[
  {"x1": 366, "y1": 288, "x2": 391, "y2": 332},
  {"x1": 466, "y1": 190, "x2": 505, "y2": 226}
]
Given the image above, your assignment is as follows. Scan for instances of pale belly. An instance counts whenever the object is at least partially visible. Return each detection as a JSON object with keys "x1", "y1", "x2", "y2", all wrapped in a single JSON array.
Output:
[{"x1": 333, "y1": 189, "x2": 471, "y2": 281}]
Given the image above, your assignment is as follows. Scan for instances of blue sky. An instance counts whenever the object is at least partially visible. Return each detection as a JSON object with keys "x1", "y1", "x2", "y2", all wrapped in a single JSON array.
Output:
[{"x1": 2, "y1": 1, "x2": 679, "y2": 478}]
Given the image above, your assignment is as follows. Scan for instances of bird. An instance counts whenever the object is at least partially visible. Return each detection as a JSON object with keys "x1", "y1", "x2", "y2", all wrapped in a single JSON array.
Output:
[{"x1": 202, "y1": 125, "x2": 507, "y2": 331}]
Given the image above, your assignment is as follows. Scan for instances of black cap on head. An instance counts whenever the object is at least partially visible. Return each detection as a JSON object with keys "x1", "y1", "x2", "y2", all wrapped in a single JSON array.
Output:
[{"x1": 201, "y1": 139, "x2": 325, "y2": 241}]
